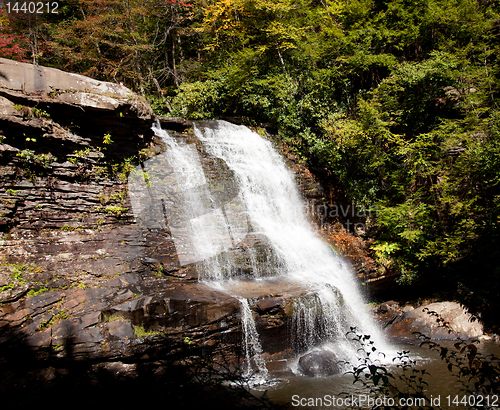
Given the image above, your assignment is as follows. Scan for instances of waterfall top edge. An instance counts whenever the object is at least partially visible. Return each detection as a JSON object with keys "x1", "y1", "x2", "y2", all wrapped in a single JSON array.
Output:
[{"x1": 193, "y1": 119, "x2": 246, "y2": 131}]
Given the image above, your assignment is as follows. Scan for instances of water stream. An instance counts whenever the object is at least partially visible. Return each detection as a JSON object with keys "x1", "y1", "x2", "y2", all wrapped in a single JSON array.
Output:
[
  {"x1": 146, "y1": 120, "x2": 395, "y2": 376},
  {"x1": 239, "y1": 297, "x2": 269, "y2": 379}
]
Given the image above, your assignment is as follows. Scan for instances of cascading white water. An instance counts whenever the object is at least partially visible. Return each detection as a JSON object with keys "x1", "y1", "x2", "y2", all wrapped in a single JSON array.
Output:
[
  {"x1": 150, "y1": 120, "x2": 393, "y2": 376},
  {"x1": 239, "y1": 298, "x2": 269, "y2": 379}
]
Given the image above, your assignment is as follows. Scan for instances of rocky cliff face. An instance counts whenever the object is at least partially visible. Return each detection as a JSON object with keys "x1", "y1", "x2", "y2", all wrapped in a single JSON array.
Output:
[
  {"x1": 0, "y1": 59, "x2": 319, "y2": 392},
  {"x1": 0, "y1": 57, "x2": 154, "y2": 231},
  {"x1": 0, "y1": 59, "x2": 235, "y2": 365}
]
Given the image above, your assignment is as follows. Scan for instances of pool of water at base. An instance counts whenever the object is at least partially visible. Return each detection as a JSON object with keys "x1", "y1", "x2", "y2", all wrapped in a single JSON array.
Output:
[{"x1": 256, "y1": 341, "x2": 500, "y2": 409}]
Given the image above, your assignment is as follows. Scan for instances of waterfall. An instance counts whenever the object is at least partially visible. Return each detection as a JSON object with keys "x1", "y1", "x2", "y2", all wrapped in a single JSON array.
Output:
[
  {"x1": 135, "y1": 120, "x2": 393, "y2": 377},
  {"x1": 239, "y1": 298, "x2": 268, "y2": 379}
]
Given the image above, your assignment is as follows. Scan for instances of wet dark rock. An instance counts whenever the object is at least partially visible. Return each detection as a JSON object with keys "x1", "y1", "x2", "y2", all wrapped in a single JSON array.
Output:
[
  {"x1": 378, "y1": 300, "x2": 400, "y2": 313},
  {"x1": 158, "y1": 117, "x2": 193, "y2": 132},
  {"x1": 255, "y1": 298, "x2": 282, "y2": 314},
  {"x1": 106, "y1": 319, "x2": 134, "y2": 339},
  {"x1": 297, "y1": 349, "x2": 341, "y2": 377}
]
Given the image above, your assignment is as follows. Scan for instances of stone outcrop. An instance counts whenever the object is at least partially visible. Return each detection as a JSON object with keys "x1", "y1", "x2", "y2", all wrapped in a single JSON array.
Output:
[
  {"x1": 0, "y1": 57, "x2": 152, "y2": 117},
  {"x1": 0, "y1": 57, "x2": 155, "y2": 232},
  {"x1": 376, "y1": 301, "x2": 484, "y2": 343},
  {"x1": 297, "y1": 349, "x2": 341, "y2": 377}
]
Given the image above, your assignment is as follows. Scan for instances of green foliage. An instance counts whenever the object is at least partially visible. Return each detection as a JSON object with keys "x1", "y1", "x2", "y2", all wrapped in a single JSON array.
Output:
[
  {"x1": 104, "y1": 206, "x2": 129, "y2": 217},
  {"x1": 371, "y1": 241, "x2": 401, "y2": 270},
  {"x1": 153, "y1": 264, "x2": 164, "y2": 277},
  {"x1": 169, "y1": 80, "x2": 223, "y2": 119},
  {"x1": 102, "y1": 133, "x2": 113, "y2": 146},
  {"x1": 15, "y1": 149, "x2": 57, "y2": 182},
  {"x1": 133, "y1": 325, "x2": 162, "y2": 339},
  {"x1": 105, "y1": 314, "x2": 124, "y2": 322},
  {"x1": 0, "y1": 263, "x2": 45, "y2": 295},
  {"x1": 16, "y1": 150, "x2": 56, "y2": 169},
  {"x1": 27, "y1": 287, "x2": 50, "y2": 297},
  {"x1": 69, "y1": 148, "x2": 91, "y2": 164},
  {"x1": 60, "y1": 224, "x2": 80, "y2": 232},
  {"x1": 345, "y1": 329, "x2": 433, "y2": 409},
  {"x1": 146, "y1": 95, "x2": 171, "y2": 116},
  {"x1": 369, "y1": 51, "x2": 460, "y2": 134},
  {"x1": 0, "y1": 264, "x2": 27, "y2": 293},
  {"x1": 31, "y1": 107, "x2": 50, "y2": 118},
  {"x1": 143, "y1": 171, "x2": 151, "y2": 187},
  {"x1": 35, "y1": 0, "x2": 200, "y2": 93},
  {"x1": 112, "y1": 157, "x2": 136, "y2": 182},
  {"x1": 38, "y1": 310, "x2": 69, "y2": 331}
]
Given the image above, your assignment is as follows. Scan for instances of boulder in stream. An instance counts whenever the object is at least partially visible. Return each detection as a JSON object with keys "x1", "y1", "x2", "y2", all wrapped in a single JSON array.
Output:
[
  {"x1": 297, "y1": 349, "x2": 341, "y2": 377},
  {"x1": 383, "y1": 301, "x2": 484, "y2": 342}
]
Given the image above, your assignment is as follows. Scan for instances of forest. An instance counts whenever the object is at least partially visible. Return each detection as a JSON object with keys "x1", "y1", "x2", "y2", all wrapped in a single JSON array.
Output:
[{"x1": 1, "y1": 0, "x2": 500, "y2": 328}]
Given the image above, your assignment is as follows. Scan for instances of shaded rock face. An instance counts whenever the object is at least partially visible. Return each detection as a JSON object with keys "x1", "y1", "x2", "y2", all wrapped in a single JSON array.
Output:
[
  {"x1": 297, "y1": 349, "x2": 341, "y2": 377},
  {"x1": 377, "y1": 301, "x2": 484, "y2": 343},
  {"x1": 0, "y1": 57, "x2": 155, "y2": 232},
  {"x1": 0, "y1": 251, "x2": 242, "y2": 361}
]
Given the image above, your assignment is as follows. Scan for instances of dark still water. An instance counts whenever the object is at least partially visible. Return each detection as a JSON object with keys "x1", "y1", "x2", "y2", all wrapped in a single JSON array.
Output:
[{"x1": 257, "y1": 341, "x2": 500, "y2": 409}]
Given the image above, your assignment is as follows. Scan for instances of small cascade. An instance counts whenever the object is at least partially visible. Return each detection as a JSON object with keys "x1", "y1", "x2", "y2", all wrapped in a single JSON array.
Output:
[
  {"x1": 290, "y1": 288, "x2": 346, "y2": 353},
  {"x1": 139, "y1": 120, "x2": 394, "y2": 380},
  {"x1": 239, "y1": 298, "x2": 268, "y2": 379}
]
